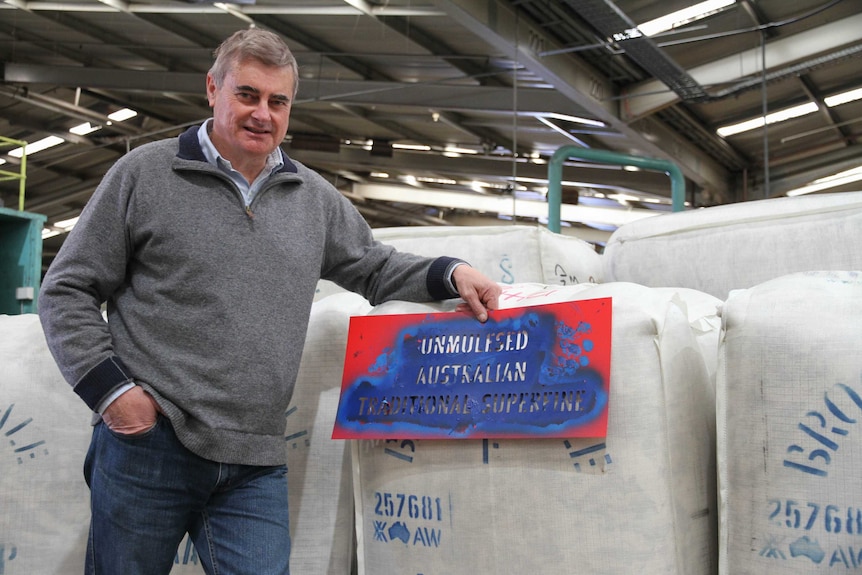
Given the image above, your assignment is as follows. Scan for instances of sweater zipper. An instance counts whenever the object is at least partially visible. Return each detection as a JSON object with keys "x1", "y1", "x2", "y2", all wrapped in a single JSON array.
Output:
[
  {"x1": 235, "y1": 174, "x2": 285, "y2": 219},
  {"x1": 243, "y1": 178, "x2": 281, "y2": 219}
]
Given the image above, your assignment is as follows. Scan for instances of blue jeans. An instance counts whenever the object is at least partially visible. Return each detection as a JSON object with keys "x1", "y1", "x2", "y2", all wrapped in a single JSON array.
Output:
[{"x1": 83, "y1": 416, "x2": 291, "y2": 575}]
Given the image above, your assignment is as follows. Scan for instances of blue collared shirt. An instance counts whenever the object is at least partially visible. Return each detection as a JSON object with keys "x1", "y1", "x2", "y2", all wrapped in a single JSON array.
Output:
[{"x1": 197, "y1": 119, "x2": 284, "y2": 207}]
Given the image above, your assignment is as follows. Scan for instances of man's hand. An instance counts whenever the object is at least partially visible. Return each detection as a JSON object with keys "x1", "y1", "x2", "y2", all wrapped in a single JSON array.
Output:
[
  {"x1": 101, "y1": 385, "x2": 161, "y2": 435},
  {"x1": 452, "y1": 265, "x2": 501, "y2": 323}
]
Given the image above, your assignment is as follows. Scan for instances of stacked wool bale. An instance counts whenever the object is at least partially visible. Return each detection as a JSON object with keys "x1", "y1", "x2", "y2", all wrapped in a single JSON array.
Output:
[
  {"x1": 717, "y1": 271, "x2": 862, "y2": 574},
  {"x1": 0, "y1": 314, "x2": 91, "y2": 574},
  {"x1": 348, "y1": 282, "x2": 722, "y2": 575},
  {"x1": 603, "y1": 191, "x2": 862, "y2": 300},
  {"x1": 315, "y1": 225, "x2": 603, "y2": 301},
  {"x1": 287, "y1": 292, "x2": 372, "y2": 574},
  {"x1": 0, "y1": 314, "x2": 208, "y2": 574}
]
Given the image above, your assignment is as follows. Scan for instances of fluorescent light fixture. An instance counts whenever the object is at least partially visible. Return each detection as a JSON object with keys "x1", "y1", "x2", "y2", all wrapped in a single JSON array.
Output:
[
  {"x1": 392, "y1": 143, "x2": 431, "y2": 151},
  {"x1": 42, "y1": 218, "x2": 80, "y2": 240},
  {"x1": 608, "y1": 193, "x2": 641, "y2": 205},
  {"x1": 539, "y1": 113, "x2": 606, "y2": 128},
  {"x1": 70, "y1": 122, "x2": 101, "y2": 135},
  {"x1": 717, "y1": 102, "x2": 818, "y2": 137},
  {"x1": 536, "y1": 116, "x2": 590, "y2": 147},
  {"x1": 529, "y1": 151, "x2": 547, "y2": 165},
  {"x1": 786, "y1": 165, "x2": 862, "y2": 197},
  {"x1": 638, "y1": 0, "x2": 736, "y2": 37},
  {"x1": 54, "y1": 216, "x2": 80, "y2": 230},
  {"x1": 825, "y1": 87, "x2": 862, "y2": 108},
  {"x1": 8, "y1": 135, "x2": 65, "y2": 157},
  {"x1": 107, "y1": 108, "x2": 137, "y2": 122},
  {"x1": 470, "y1": 181, "x2": 509, "y2": 191},
  {"x1": 416, "y1": 176, "x2": 457, "y2": 185},
  {"x1": 213, "y1": 2, "x2": 256, "y2": 25},
  {"x1": 97, "y1": 0, "x2": 131, "y2": 12},
  {"x1": 443, "y1": 145, "x2": 478, "y2": 155},
  {"x1": 512, "y1": 176, "x2": 547, "y2": 185},
  {"x1": 370, "y1": 172, "x2": 389, "y2": 178}
]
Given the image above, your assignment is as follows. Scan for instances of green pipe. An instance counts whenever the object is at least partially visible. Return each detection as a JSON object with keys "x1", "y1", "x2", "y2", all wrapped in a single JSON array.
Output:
[{"x1": 547, "y1": 145, "x2": 685, "y2": 233}]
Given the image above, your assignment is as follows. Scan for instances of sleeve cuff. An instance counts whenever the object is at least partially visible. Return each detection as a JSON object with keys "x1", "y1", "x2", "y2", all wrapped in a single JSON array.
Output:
[
  {"x1": 426, "y1": 256, "x2": 468, "y2": 300},
  {"x1": 73, "y1": 356, "x2": 134, "y2": 412}
]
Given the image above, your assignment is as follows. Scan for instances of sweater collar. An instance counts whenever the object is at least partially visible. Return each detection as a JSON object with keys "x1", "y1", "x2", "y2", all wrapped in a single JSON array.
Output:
[{"x1": 177, "y1": 124, "x2": 298, "y2": 174}]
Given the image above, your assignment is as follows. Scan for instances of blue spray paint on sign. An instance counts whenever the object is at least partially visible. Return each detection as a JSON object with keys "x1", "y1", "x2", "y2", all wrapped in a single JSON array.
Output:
[{"x1": 334, "y1": 303, "x2": 610, "y2": 439}]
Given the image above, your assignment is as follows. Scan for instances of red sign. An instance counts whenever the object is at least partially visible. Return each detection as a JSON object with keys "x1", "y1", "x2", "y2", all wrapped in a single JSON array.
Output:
[{"x1": 332, "y1": 298, "x2": 612, "y2": 440}]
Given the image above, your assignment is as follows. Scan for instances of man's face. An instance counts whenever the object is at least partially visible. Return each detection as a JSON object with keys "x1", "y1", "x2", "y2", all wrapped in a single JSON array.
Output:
[{"x1": 206, "y1": 57, "x2": 295, "y2": 166}]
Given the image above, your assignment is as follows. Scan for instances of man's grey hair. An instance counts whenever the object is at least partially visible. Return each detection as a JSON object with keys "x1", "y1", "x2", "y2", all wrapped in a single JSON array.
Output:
[{"x1": 209, "y1": 28, "x2": 299, "y2": 97}]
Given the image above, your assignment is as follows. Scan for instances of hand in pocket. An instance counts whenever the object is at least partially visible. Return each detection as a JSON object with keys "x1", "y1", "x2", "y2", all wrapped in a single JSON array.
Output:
[{"x1": 102, "y1": 385, "x2": 162, "y2": 435}]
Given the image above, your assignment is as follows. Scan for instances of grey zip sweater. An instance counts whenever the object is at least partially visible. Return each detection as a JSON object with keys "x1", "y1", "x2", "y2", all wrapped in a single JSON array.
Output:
[{"x1": 39, "y1": 126, "x2": 462, "y2": 466}]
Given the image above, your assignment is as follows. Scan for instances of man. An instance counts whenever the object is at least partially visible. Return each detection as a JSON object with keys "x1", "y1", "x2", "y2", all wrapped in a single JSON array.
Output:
[{"x1": 39, "y1": 28, "x2": 500, "y2": 575}]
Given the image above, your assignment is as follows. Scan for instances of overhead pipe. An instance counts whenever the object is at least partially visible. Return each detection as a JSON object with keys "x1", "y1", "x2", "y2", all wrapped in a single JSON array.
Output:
[{"x1": 547, "y1": 146, "x2": 685, "y2": 233}]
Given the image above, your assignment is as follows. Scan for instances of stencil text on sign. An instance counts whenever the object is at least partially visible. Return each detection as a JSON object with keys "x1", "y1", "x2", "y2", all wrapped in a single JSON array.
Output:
[{"x1": 333, "y1": 300, "x2": 611, "y2": 440}]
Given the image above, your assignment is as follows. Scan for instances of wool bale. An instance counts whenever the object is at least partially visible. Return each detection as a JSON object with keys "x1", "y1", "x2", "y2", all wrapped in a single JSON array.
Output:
[
  {"x1": 603, "y1": 191, "x2": 862, "y2": 300},
  {"x1": 349, "y1": 282, "x2": 720, "y2": 575},
  {"x1": 0, "y1": 314, "x2": 209, "y2": 573},
  {"x1": 315, "y1": 225, "x2": 602, "y2": 300},
  {"x1": 0, "y1": 314, "x2": 91, "y2": 574},
  {"x1": 288, "y1": 292, "x2": 372, "y2": 574},
  {"x1": 717, "y1": 271, "x2": 862, "y2": 574}
]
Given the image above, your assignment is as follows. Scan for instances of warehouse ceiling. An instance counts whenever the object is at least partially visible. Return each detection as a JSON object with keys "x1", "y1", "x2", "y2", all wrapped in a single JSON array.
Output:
[{"x1": 1, "y1": 0, "x2": 861, "y2": 270}]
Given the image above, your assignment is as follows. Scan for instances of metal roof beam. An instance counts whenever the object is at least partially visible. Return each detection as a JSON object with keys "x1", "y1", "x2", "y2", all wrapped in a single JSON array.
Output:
[
  {"x1": 432, "y1": 0, "x2": 731, "y2": 201},
  {"x1": 765, "y1": 143, "x2": 862, "y2": 197},
  {"x1": 0, "y1": 2, "x2": 444, "y2": 16},
  {"x1": 1, "y1": 63, "x2": 598, "y2": 115},
  {"x1": 622, "y1": 12, "x2": 862, "y2": 120}
]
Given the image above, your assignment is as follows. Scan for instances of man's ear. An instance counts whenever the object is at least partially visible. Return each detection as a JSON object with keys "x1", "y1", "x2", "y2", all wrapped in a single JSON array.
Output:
[{"x1": 205, "y1": 74, "x2": 217, "y2": 107}]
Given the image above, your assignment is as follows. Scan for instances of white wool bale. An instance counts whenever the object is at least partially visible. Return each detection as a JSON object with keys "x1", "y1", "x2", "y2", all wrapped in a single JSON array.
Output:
[
  {"x1": 351, "y1": 282, "x2": 719, "y2": 575},
  {"x1": 315, "y1": 225, "x2": 603, "y2": 300},
  {"x1": 287, "y1": 292, "x2": 373, "y2": 574},
  {"x1": 373, "y1": 225, "x2": 603, "y2": 286},
  {"x1": 653, "y1": 287, "x2": 723, "y2": 389},
  {"x1": 169, "y1": 537, "x2": 204, "y2": 572},
  {"x1": 0, "y1": 314, "x2": 206, "y2": 574},
  {"x1": 717, "y1": 271, "x2": 862, "y2": 574},
  {"x1": 603, "y1": 191, "x2": 862, "y2": 300},
  {"x1": 0, "y1": 314, "x2": 91, "y2": 574}
]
